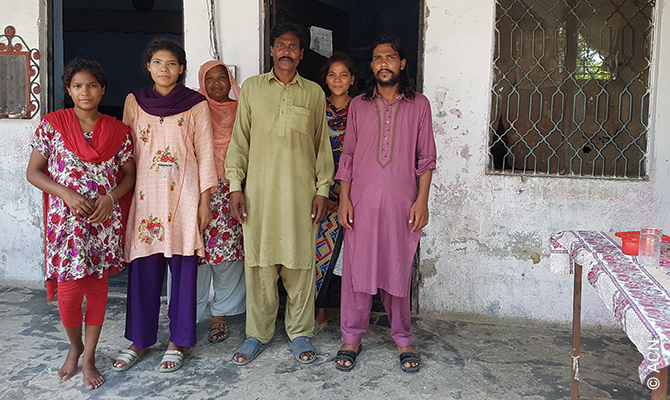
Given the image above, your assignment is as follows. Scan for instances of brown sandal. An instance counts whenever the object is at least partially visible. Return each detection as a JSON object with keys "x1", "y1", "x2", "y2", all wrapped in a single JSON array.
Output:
[{"x1": 209, "y1": 319, "x2": 230, "y2": 343}]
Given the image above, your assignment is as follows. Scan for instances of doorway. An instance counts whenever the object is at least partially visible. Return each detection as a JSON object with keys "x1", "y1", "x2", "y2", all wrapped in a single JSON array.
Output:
[
  {"x1": 265, "y1": 0, "x2": 423, "y2": 95},
  {"x1": 51, "y1": 0, "x2": 184, "y2": 120}
]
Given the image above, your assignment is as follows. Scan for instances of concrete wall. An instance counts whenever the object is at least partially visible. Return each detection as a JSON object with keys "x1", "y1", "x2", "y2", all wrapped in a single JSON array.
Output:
[
  {"x1": 0, "y1": 0, "x2": 46, "y2": 286},
  {"x1": 420, "y1": 0, "x2": 670, "y2": 325},
  {"x1": 3, "y1": 0, "x2": 670, "y2": 325},
  {"x1": 183, "y1": 0, "x2": 262, "y2": 88}
]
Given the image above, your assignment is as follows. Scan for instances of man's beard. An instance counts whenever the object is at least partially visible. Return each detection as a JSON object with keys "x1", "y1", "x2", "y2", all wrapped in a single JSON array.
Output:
[{"x1": 375, "y1": 69, "x2": 400, "y2": 87}]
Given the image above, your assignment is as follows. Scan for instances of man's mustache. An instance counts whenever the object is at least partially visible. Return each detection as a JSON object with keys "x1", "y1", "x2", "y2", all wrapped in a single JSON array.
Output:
[{"x1": 279, "y1": 56, "x2": 294, "y2": 62}]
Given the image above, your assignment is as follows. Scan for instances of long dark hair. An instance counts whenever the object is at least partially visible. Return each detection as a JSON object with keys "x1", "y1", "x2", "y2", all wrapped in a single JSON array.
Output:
[
  {"x1": 142, "y1": 38, "x2": 187, "y2": 84},
  {"x1": 362, "y1": 34, "x2": 416, "y2": 101}
]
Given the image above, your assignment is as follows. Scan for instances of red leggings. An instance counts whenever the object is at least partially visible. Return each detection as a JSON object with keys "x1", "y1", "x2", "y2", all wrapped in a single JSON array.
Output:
[{"x1": 57, "y1": 270, "x2": 109, "y2": 329}]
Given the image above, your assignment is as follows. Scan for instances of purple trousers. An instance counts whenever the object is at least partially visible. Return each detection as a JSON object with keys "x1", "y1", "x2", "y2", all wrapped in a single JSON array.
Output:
[
  {"x1": 340, "y1": 263, "x2": 413, "y2": 347},
  {"x1": 125, "y1": 254, "x2": 198, "y2": 349}
]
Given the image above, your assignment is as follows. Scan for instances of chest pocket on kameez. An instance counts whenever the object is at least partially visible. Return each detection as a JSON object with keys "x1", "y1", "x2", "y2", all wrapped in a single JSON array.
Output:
[{"x1": 290, "y1": 106, "x2": 311, "y2": 134}]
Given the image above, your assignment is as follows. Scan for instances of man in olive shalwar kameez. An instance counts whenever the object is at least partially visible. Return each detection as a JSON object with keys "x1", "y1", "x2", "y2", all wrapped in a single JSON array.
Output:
[{"x1": 225, "y1": 21, "x2": 334, "y2": 365}]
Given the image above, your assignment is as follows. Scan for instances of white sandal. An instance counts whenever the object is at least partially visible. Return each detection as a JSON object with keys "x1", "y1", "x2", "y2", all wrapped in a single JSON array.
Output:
[
  {"x1": 159, "y1": 349, "x2": 184, "y2": 373},
  {"x1": 112, "y1": 348, "x2": 141, "y2": 372}
]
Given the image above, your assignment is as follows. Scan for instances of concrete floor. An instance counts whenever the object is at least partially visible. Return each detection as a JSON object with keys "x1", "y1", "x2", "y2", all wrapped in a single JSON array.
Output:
[{"x1": 0, "y1": 273, "x2": 661, "y2": 400}]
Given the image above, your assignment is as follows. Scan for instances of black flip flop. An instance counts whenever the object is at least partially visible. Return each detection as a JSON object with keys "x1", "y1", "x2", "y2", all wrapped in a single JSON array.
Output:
[
  {"x1": 399, "y1": 352, "x2": 421, "y2": 373},
  {"x1": 335, "y1": 344, "x2": 363, "y2": 372}
]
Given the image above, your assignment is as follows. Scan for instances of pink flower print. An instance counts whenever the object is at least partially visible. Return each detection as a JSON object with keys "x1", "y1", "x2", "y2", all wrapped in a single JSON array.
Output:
[
  {"x1": 87, "y1": 180, "x2": 99, "y2": 192},
  {"x1": 57, "y1": 160, "x2": 65, "y2": 172},
  {"x1": 139, "y1": 124, "x2": 151, "y2": 145},
  {"x1": 177, "y1": 117, "x2": 184, "y2": 127},
  {"x1": 208, "y1": 237, "x2": 217, "y2": 248}
]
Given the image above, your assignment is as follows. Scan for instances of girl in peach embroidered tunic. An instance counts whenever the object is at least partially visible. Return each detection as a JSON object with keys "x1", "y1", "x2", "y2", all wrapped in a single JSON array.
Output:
[
  {"x1": 113, "y1": 38, "x2": 217, "y2": 374},
  {"x1": 122, "y1": 94, "x2": 216, "y2": 260}
]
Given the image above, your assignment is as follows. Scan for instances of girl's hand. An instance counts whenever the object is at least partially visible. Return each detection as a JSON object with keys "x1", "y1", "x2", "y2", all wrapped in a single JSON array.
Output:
[
  {"x1": 328, "y1": 199, "x2": 339, "y2": 214},
  {"x1": 198, "y1": 192, "x2": 212, "y2": 232},
  {"x1": 62, "y1": 188, "x2": 95, "y2": 219},
  {"x1": 88, "y1": 195, "x2": 114, "y2": 224}
]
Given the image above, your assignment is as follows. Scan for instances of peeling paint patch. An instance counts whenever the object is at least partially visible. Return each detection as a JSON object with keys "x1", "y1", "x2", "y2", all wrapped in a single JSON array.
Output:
[
  {"x1": 530, "y1": 252, "x2": 541, "y2": 264},
  {"x1": 460, "y1": 145, "x2": 472, "y2": 160},
  {"x1": 436, "y1": 110, "x2": 447, "y2": 118},
  {"x1": 450, "y1": 108, "x2": 462, "y2": 118},
  {"x1": 486, "y1": 301, "x2": 501, "y2": 316},
  {"x1": 421, "y1": 257, "x2": 438, "y2": 280}
]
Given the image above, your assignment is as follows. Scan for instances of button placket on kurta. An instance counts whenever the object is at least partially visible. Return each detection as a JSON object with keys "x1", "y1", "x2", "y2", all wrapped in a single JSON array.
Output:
[
  {"x1": 375, "y1": 96, "x2": 400, "y2": 168},
  {"x1": 276, "y1": 80, "x2": 297, "y2": 137}
]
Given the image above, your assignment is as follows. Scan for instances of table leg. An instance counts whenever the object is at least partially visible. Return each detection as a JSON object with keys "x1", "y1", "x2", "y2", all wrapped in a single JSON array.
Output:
[
  {"x1": 572, "y1": 263, "x2": 583, "y2": 400},
  {"x1": 651, "y1": 367, "x2": 667, "y2": 400}
]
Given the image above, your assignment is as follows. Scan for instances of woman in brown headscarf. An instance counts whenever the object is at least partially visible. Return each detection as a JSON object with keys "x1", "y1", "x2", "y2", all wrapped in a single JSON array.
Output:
[{"x1": 195, "y1": 60, "x2": 246, "y2": 343}]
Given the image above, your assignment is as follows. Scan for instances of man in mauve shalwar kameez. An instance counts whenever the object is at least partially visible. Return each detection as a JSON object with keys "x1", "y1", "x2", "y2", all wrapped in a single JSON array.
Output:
[
  {"x1": 334, "y1": 34, "x2": 437, "y2": 373},
  {"x1": 225, "y1": 22, "x2": 334, "y2": 365}
]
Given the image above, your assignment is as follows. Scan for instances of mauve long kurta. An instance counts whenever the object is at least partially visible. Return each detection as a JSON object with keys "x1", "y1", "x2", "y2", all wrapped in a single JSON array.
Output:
[
  {"x1": 335, "y1": 92, "x2": 436, "y2": 297},
  {"x1": 225, "y1": 70, "x2": 334, "y2": 269},
  {"x1": 123, "y1": 94, "x2": 218, "y2": 262}
]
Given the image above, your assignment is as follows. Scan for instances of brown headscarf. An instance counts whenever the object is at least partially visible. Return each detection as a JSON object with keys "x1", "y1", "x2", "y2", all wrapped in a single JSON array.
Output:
[{"x1": 197, "y1": 60, "x2": 241, "y2": 181}]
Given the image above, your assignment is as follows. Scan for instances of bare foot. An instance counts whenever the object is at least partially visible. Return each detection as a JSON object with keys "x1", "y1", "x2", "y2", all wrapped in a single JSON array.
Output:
[
  {"x1": 398, "y1": 344, "x2": 419, "y2": 369},
  {"x1": 160, "y1": 342, "x2": 184, "y2": 370},
  {"x1": 315, "y1": 308, "x2": 328, "y2": 326},
  {"x1": 82, "y1": 360, "x2": 104, "y2": 390},
  {"x1": 336, "y1": 340, "x2": 362, "y2": 368},
  {"x1": 113, "y1": 344, "x2": 145, "y2": 369},
  {"x1": 58, "y1": 343, "x2": 83, "y2": 381}
]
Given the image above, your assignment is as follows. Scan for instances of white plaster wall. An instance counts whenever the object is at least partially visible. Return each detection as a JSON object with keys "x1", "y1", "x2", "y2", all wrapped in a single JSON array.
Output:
[
  {"x1": 0, "y1": 0, "x2": 48, "y2": 286},
  {"x1": 183, "y1": 0, "x2": 262, "y2": 89},
  {"x1": 420, "y1": 0, "x2": 670, "y2": 326}
]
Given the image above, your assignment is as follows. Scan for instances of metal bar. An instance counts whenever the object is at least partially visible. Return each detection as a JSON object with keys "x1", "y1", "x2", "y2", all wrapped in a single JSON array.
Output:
[{"x1": 572, "y1": 262, "x2": 582, "y2": 400}]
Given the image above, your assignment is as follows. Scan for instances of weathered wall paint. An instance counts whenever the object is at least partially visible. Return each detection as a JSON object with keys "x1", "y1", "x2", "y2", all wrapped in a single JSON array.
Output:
[
  {"x1": 421, "y1": 0, "x2": 670, "y2": 325},
  {"x1": 183, "y1": 0, "x2": 262, "y2": 88},
  {"x1": 0, "y1": 2, "x2": 47, "y2": 286}
]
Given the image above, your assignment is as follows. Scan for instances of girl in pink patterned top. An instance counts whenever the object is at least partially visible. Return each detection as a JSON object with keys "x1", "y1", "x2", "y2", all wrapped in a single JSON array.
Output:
[{"x1": 26, "y1": 58, "x2": 136, "y2": 390}]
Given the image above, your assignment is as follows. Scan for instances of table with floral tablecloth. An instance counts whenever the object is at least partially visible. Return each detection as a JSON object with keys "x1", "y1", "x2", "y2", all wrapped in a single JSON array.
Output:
[{"x1": 551, "y1": 230, "x2": 670, "y2": 385}]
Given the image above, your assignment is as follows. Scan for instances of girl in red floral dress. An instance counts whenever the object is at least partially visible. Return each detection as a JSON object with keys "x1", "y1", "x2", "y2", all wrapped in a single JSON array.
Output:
[{"x1": 26, "y1": 58, "x2": 135, "y2": 390}]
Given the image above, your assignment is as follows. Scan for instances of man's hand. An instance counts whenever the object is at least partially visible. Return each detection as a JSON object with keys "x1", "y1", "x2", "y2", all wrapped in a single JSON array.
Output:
[
  {"x1": 230, "y1": 191, "x2": 247, "y2": 224},
  {"x1": 409, "y1": 198, "x2": 429, "y2": 232},
  {"x1": 311, "y1": 195, "x2": 328, "y2": 225},
  {"x1": 338, "y1": 197, "x2": 354, "y2": 230}
]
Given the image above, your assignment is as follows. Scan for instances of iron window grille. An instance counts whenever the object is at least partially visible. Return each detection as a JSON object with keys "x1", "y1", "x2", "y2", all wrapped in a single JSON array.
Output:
[{"x1": 488, "y1": 0, "x2": 654, "y2": 178}]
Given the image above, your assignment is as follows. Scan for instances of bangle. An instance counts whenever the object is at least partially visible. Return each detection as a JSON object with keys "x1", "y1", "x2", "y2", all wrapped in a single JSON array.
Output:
[{"x1": 107, "y1": 193, "x2": 115, "y2": 203}]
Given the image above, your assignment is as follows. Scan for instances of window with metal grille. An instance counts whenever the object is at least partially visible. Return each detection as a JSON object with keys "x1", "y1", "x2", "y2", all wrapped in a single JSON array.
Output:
[{"x1": 488, "y1": 0, "x2": 654, "y2": 178}]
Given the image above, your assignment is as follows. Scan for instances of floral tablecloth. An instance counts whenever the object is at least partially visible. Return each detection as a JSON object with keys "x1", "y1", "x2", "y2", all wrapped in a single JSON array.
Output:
[{"x1": 551, "y1": 230, "x2": 670, "y2": 382}]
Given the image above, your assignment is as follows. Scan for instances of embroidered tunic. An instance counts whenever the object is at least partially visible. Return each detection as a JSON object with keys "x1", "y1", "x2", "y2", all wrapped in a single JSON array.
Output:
[
  {"x1": 225, "y1": 70, "x2": 334, "y2": 269},
  {"x1": 32, "y1": 119, "x2": 133, "y2": 281},
  {"x1": 123, "y1": 94, "x2": 218, "y2": 262},
  {"x1": 335, "y1": 92, "x2": 437, "y2": 297}
]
